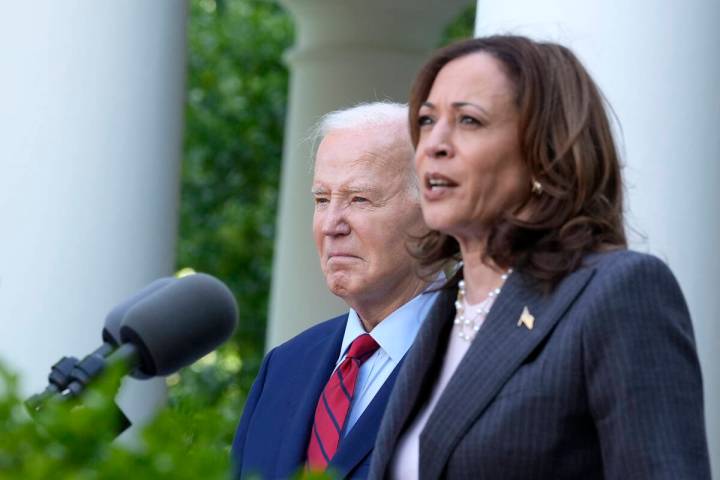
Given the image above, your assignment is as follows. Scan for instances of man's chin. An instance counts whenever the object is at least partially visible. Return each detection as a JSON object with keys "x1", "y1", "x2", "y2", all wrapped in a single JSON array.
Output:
[
  {"x1": 328, "y1": 282, "x2": 350, "y2": 298},
  {"x1": 325, "y1": 275, "x2": 357, "y2": 300}
]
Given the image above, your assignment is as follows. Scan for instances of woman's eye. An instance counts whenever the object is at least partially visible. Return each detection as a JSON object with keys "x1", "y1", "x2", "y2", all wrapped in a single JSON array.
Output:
[
  {"x1": 417, "y1": 115, "x2": 434, "y2": 127},
  {"x1": 459, "y1": 115, "x2": 481, "y2": 126}
]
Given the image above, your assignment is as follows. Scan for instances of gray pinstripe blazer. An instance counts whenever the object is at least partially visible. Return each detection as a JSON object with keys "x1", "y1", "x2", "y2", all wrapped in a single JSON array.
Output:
[{"x1": 369, "y1": 250, "x2": 711, "y2": 479}]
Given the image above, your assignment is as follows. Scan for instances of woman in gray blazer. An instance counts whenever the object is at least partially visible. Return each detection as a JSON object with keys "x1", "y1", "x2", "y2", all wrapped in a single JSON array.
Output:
[{"x1": 369, "y1": 35, "x2": 711, "y2": 479}]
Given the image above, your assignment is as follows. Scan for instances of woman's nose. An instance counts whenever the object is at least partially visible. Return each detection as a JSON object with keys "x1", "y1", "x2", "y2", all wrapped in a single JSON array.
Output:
[{"x1": 423, "y1": 123, "x2": 454, "y2": 159}]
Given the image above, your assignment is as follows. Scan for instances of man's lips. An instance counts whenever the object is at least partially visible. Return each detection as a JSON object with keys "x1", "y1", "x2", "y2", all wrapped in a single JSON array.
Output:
[
  {"x1": 327, "y1": 252, "x2": 360, "y2": 260},
  {"x1": 423, "y1": 172, "x2": 458, "y2": 200}
]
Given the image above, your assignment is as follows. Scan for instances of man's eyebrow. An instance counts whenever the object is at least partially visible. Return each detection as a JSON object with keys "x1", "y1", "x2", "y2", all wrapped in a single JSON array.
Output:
[
  {"x1": 342, "y1": 184, "x2": 380, "y2": 195},
  {"x1": 311, "y1": 184, "x2": 381, "y2": 196}
]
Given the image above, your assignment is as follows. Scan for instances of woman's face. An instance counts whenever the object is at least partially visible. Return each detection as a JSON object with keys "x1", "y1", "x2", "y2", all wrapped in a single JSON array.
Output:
[{"x1": 415, "y1": 52, "x2": 530, "y2": 242}]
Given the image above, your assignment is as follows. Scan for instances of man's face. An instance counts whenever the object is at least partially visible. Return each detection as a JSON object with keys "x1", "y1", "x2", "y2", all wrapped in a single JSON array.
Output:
[{"x1": 312, "y1": 126, "x2": 424, "y2": 308}]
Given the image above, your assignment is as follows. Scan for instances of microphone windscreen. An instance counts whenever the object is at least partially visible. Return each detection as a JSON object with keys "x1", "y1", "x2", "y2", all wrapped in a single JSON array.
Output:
[
  {"x1": 103, "y1": 277, "x2": 176, "y2": 346},
  {"x1": 119, "y1": 273, "x2": 238, "y2": 377}
]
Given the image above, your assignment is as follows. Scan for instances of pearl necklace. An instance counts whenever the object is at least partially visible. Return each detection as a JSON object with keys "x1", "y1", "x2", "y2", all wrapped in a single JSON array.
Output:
[{"x1": 454, "y1": 269, "x2": 512, "y2": 342}]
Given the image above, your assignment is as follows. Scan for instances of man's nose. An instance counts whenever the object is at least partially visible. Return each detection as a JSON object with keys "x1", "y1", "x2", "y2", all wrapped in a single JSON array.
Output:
[{"x1": 321, "y1": 202, "x2": 350, "y2": 236}]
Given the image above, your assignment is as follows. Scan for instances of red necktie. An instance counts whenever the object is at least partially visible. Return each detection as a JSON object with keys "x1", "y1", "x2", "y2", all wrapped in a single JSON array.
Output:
[{"x1": 306, "y1": 333, "x2": 380, "y2": 471}]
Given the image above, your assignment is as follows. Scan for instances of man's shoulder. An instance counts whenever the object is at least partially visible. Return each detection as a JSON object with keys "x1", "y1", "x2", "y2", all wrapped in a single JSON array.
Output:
[{"x1": 271, "y1": 313, "x2": 349, "y2": 355}]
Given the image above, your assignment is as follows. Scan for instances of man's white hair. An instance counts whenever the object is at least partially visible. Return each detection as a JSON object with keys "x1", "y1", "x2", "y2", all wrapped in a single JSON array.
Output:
[
  {"x1": 315, "y1": 101, "x2": 409, "y2": 139},
  {"x1": 311, "y1": 101, "x2": 418, "y2": 196}
]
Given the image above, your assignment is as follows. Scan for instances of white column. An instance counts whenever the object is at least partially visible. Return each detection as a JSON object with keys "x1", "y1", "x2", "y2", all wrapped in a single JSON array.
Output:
[
  {"x1": 0, "y1": 0, "x2": 187, "y2": 435},
  {"x1": 268, "y1": 0, "x2": 473, "y2": 347},
  {"x1": 474, "y1": 0, "x2": 720, "y2": 470}
]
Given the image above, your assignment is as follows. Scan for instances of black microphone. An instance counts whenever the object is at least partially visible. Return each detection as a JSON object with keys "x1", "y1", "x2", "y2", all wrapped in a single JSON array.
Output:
[
  {"x1": 118, "y1": 273, "x2": 238, "y2": 377},
  {"x1": 28, "y1": 277, "x2": 178, "y2": 405},
  {"x1": 102, "y1": 277, "x2": 176, "y2": 346},
  {"x1": 59, "y1": 272, "x2": 237, "y2": 397},
  {"x1": 27, "y1": 273, "x2": 237, "y2": 436},
  {"x1": 62, "y1": 277, "x2": 179, "y2": 395},
  {"x1": 31, "y1": 273, "x2": 236, "y2": 401},
  {"x1": 100, "y1": 276, "x2": 176, "y2": 380}
]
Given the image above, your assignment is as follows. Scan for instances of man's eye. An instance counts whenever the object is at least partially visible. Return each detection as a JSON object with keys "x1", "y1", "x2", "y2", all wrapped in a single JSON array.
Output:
[
  {"x1": 351, "y1": 196, "x2": 369, "y2": 203},
  {"x1": 314, "y1": 197, "x2": 329, "y2": 205}
]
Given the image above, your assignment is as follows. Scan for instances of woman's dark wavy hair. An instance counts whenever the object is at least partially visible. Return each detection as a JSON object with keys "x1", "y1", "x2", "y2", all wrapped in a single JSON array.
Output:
[{"x1": 410, "y1": 35, "x2": 626, "y2": 289}]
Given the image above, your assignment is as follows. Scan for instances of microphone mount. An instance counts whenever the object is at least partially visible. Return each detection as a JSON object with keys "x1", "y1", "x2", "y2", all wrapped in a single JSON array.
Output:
[{"x1": 26, "y1": 344, "x2": 139, "y2": 436}]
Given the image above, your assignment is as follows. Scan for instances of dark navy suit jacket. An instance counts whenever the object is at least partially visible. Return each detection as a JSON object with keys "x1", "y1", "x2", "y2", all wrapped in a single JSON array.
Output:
[{"x1": 232, "y1": 314, "x2": 402, "y2": 479}]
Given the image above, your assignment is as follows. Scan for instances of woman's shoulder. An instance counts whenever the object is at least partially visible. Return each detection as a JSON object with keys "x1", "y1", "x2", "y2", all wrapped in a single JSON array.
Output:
[
  {"x1": 576, "y1": 248, "x2": 686, "y2": 313},
  {"x1": 570, "y1": 249, "x2": 693, "y2": 352},
  {"x1": 582, "y1": 248, "x2": 676, "y2": 281}
]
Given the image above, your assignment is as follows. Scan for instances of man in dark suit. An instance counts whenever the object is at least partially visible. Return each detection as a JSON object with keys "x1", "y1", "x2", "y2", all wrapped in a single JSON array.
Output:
[{"x1": 231, "y1": 102, "x2": 440, "y2": 479}]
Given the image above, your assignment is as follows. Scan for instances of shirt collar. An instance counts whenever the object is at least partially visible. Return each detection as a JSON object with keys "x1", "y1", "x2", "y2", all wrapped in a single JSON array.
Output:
[{"x1": 338, "y1": 277, "x2": 443, "y2": 364}]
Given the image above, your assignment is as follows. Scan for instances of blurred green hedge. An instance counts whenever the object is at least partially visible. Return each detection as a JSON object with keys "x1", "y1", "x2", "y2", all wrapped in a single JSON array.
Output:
[{"x1": 0, "y1": 362, "x2": 335, "y2": 480}]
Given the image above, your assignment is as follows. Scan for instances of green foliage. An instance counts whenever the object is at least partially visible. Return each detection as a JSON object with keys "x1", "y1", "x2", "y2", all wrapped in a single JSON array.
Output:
[
  {"x1": 0, "y1": 363, "x2": 346, "y2": 480},
  {"x1": 440, "y1": 4, "x2": 477, "y2": 46},
  {"x1": 180, "y1": 0, "x2": 292, "y2": 351},
  {"x1": 0, "y1": 362, "x2": 232, "y2": 480},
  {"x1": 175, "y1": 0, "x2": 293, "y2": 425},
  {"x1": 0, "y1": 361, "x2": 339, "y2": 479}
]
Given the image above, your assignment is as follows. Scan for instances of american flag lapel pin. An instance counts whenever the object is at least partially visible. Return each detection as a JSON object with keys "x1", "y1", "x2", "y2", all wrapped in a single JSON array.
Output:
[{"x1": 517, "y1": 306, "x2": 534, "y2": 330}]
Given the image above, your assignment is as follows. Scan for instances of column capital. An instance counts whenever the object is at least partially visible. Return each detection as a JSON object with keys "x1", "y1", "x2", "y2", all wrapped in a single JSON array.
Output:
[{"x1": 280, "y1": 0, "x2": 474, "y2": 60}]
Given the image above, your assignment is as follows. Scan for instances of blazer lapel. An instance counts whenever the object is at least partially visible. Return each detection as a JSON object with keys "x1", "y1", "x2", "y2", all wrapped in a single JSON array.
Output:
[
  {"x1": 419, "y1": 267, "x2": 596, "y2": 479},
  {"x1": 329, "y1": 360, "x2": 404, "y2": 478},
  {"x1": 369, "y1": 289, "x2": 456, "y2": 478},
  {"x1": 274, "y1": 316, "x2": 347, "y2": 478}
]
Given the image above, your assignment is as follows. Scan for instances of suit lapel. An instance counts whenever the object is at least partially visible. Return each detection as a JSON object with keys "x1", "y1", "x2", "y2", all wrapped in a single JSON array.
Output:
[
  {"x1": 329, "y1": 360, "x2": 404, "y2": 477},
  {"x1": 419, "y1": 267, "x2": 596, "y2": 479},
  {"x1": 274, "y1": 316, "x2": 347, "y2": 478},
  {"x1": 369, "y1": 288, "x2": 456, "y2": 478}
]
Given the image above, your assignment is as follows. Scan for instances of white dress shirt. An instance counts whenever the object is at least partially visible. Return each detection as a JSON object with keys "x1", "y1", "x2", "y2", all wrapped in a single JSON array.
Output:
[{"x1": 335, "y1": 286, "x2": 441, "y2": 437}]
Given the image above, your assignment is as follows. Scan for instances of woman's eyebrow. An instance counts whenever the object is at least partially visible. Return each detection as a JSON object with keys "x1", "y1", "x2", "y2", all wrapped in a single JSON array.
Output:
[
  {"x1": 452, "y1": 101, "x2": 490, "y2": 117},
  {"x1": 421, "y1": 100, "x2": 489, "y2": 117}
]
